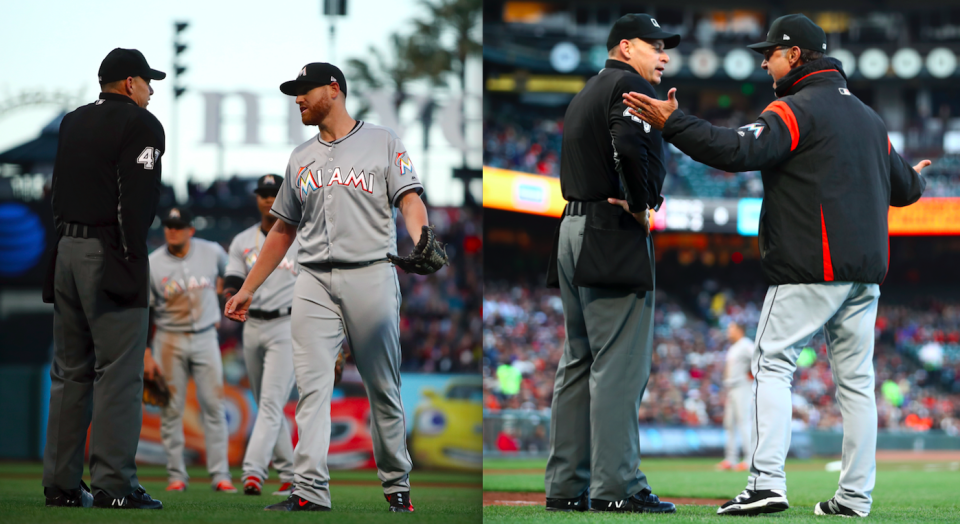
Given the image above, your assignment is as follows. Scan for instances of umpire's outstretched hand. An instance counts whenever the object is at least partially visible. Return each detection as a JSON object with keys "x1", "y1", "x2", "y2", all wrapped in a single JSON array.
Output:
[
  {"x1": 622, "y1": 88, "x2": 678, "y2": 131},
  {"x1": 224, "y1": 289, "x2": 253, "y2": 322}
]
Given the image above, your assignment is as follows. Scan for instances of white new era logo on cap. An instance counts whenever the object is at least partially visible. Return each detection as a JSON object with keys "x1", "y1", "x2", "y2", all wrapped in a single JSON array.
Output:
[
  {"x1": 783, "y1": 34, "x2": 790, "y2": 40},
  {"x1": 650, "y1": 18, "x2": 660, "y2": 28},
  {"x1": 299, "y1": 67, "x2": 307, "y2": 77},
  {"x1": 331, "y1": 76, "x2": 336, "y2": 82}
]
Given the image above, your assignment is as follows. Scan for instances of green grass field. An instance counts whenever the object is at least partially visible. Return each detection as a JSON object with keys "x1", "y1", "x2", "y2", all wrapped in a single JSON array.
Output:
[
  {"x1": 483, "y1": 457, "x2": 960, "y2": 523},
  {"x1": 0, "y1": 463, "x2": 481, "y2": 524}
]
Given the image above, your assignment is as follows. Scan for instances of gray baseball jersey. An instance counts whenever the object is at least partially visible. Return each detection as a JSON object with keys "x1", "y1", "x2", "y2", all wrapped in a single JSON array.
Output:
[
  {"x1": 225, "y1": 224, "x2": 300, "y2": 311},
  {"x1": 149, "y1": 238, "x2": 228, "y2": 332},
  {"x1": 270, "y1": 122, "x2": 423, "y2": 264},
  {"x1": 724, "y1": 337, "x2": 755, "y2": 388}
]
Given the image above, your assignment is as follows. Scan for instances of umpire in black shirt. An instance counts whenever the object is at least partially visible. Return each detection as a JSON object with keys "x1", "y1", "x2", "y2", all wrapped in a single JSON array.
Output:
[
  {"x1": 543, "y1": 14, "x2": 676, "y2": 514},
  {"x1": 41, "y1": 48, "x2": 165, "y2": 510}
]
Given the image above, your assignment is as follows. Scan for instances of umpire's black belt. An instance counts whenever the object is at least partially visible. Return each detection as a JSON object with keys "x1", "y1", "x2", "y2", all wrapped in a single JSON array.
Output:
[
  {"x1": 248, "y1": 307, "x2": 292, "y2": 320},
  {"x1": 303, "y1": 258, "x2": 388, "y2": 271},
  {"x1": 62, "y1": 222, "x2": 106, "y2": 238}
]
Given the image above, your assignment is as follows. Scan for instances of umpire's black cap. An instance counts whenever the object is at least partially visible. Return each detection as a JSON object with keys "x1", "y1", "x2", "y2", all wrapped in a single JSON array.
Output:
[
  {"x1": 161, "y1": 207, "x2": 193, "y2": 228},
  {"x1": 98, "y1": 48, "x2": 166, "y2": 84},
  {"x1": 279, "y1": 63, "x2": 347, "y2": 97},
  {"x1": 607, "y1": 14, "x2": 681, "y2": 51},
  {"x1": 254, "y1": 174, "x2": 283, "y2": 197},
  {"x1": 747, "y1": 14, "x2": 827, "y2": 54}
]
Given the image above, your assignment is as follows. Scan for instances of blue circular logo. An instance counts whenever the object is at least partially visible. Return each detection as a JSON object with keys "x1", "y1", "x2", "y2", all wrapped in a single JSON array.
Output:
[{"x1": 0, "y1": 202, "x2": 46, "y2": 276}]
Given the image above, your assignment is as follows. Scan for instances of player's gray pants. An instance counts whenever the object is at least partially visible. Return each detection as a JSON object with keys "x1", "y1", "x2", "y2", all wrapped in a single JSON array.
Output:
[
  {"x1": 748, "y1": 282, "x2": 880, "y2": 514},
  {"x1": 43, "y1": 236, "x2": 147, "y2": 498},
  {"x1": 153, "y1": 328, "x2": 231, "y2": 485},
  {"x1": 724, "y1": 384, "x2": 753, "y2": 464},
  {"x1": 290, "y1": 263, "x2": 412, "y2": 508},
  {"x1": 242, "y1": 316, "x2": 295, "y2": 484},
  {"x1": 545, "y1": 215, "x2": 656, "y2": 502}
]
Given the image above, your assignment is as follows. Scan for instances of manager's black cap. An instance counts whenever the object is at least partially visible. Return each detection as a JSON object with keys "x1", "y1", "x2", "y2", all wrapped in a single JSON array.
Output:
[
  {"x1": 254, "y1": 174, "x2": 284, "y2": 196},
  {"x1": 747, "y1": 14, "x2": 827, "y2": 54},
  {"x1": 161, "y1": 207, "x2": 193, "y2": 228},
  {"x1": 279, "y1": 63, "x2": 347, "y2": 97},
  {"x1": 607, "y1": 14, "x2": 681, "y2": 51},
  {"x1": 98, "y1": 48, "x2": 166, "y2": 84}
]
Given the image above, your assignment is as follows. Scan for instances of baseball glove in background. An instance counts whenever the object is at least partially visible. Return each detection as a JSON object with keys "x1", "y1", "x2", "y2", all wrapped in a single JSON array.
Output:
[
  {"x1": 334, "y1": 349, "x2": 346, "y2": 385},
  {"x1": 143, "y1": 373, "x2": 172, "y2": 407},
  {"x1": 387, "y1": 225, "x2": 448, "y2": 275}
]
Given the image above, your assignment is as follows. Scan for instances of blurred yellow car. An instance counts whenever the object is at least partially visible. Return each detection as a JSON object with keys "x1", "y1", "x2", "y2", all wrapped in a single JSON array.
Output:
[{"x1": 410, "y1": 376, "x2": 482, "y2": 471}]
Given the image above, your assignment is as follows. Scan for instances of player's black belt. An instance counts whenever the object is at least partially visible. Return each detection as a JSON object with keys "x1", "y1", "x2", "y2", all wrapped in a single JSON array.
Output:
[
  {"x1": 61, "y1": 222, "x2": 107, "y2": 238},
  {"x1": 304, "y1": 258, "x2": 388, "y2": 271},
  {"x1": 248, "y1": 307, "x2": 292, "y2": 320}
]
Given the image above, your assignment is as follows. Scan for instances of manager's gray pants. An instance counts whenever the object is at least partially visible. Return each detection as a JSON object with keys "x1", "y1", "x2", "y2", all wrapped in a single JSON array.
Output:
[
  {"x1": 290, "y1": 263, "x2": 412, "y2": 508},
  {"x1": 748, "y1": 282, "x2": 880, "y2": 515},
  {"x1": 242, "y1": 316, "x2": 295, "y2": 484},
  {"x1": 153, "y1": 328, "x2": 231, "y2": 485},
  {"x1": 545, "y1": 215, "x2": 656, "y2": 502},
  {"x1": 43, "y1": 236, "x2": 148, "y2": 498}
]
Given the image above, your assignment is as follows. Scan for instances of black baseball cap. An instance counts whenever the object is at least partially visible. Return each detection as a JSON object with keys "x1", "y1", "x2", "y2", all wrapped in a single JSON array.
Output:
[
  {"x1": 98, "y1": 48, "x2": 166, "y2": 84},
  {"x1": 161, "y1": 207, "x2": 193, "y2": 228},
  {"x1": 747, "y1": 14, "x2": 827, "y2": 55},
  {"x1": 254, "y1": 174, "x2": 284, "y2": 196},
  {"x1": 279, "y1": 63, "x2": 347, "y2": 97},
  {"x1": 607, "y1": 14, "x2": 681, "y2": 51}
]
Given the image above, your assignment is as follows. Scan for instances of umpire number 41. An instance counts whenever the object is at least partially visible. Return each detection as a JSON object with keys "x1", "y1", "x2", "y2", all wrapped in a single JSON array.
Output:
[{"x1": 138, "y1": 146, "x2": 162, "y2": 170}]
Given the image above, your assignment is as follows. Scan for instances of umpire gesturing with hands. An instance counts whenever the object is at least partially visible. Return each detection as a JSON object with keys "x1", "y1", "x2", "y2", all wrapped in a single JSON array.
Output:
[
  {"x1": 42, "y1": 48, "x2": 165, "y2": 510},
  {"x1": 624, "y1": 15, "x2": 929, "y2": 518},
  {"x1": 543, "y1": 14, "x2": 676, "y2": 514}
]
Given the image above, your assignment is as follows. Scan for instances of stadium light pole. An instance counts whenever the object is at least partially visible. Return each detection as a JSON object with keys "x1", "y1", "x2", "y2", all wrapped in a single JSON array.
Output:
[
  {"x1": 323, "y1": 0, "x2": 347, "y2": 63},
  {"x1": 172, "y1": 21, "x2": 189, "y2": 202}
]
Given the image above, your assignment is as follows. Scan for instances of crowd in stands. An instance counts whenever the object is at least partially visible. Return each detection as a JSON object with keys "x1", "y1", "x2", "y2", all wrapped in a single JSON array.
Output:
[
  {"x1": 483, "y1": 280, "x2": 960, "y2": 438},
  {"x1": 147, "y1": 178, "x2": 481, "y2": 383}
]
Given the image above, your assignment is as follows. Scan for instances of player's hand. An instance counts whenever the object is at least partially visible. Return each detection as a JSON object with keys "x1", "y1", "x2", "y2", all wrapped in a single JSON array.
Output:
[
  {"x1": 622, "y1": 88, "x2": 678, "y2": 131},
  {"x1": 913, "y1": 159, "x2": 932, "y2": 174},
  {"x1": 224, "y1": 289, "x2": 253, "y2": 322},
  {"x1": 607, "y1": 198, "x2": 651, "y2": 233},
  {"x1": 144, "y1": 348, "x2": 160, "y2": 380}
]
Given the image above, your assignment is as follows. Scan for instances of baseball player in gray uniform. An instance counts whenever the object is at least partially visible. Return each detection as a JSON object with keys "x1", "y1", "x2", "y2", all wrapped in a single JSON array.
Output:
[
  {"x1": 718, "y1": 322, "x2": 754, "y2": 471},
  {"x1": 148, "y1": 207, "x2": 237, "y2": 494},
  {"x1": 223, "y1": 174, "x2": 299, "y2": 497},
  {"x1": 225, "y1": 63, "x2": 446, "y2": 513}
]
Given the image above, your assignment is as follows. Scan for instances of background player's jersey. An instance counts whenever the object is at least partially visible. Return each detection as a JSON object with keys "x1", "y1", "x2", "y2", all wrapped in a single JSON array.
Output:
[
  {"x1": 724, "y1": 337, "x2": 755, "y2": 388},
  {"x1": 225, "y1": 224, "x2": 299, "y2": 311},
  {"x1": 149, "y1": 238, "x2": 228, "y2": 332},
  {"x1": 270, "y1": 122, "x2": 424, "y2": 265}
]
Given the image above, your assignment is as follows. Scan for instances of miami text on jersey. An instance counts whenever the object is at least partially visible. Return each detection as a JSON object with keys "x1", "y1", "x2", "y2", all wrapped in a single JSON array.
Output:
[
  {"x1": 297, "y1": 165, "x2": 374, "y2": 200},
  {"x1": 161, "y1": 276, "x2": 214, "y2": 299}
]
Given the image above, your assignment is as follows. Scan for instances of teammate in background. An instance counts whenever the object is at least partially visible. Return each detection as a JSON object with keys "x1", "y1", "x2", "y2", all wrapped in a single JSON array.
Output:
[
  {"x1": 148, "y1": 208, "x2": 237, "y2": 494},
  {"x1": 623, "y1": 13, "x2": 929, "y2": 518},
  {"x1": 717, "y1": 322, "x2": 754, "y2": 472},
  {"x1": 223, "y1": 175, "x2": 299, "y2": 497},
  {"x1": 225, "y1": 63, "x2": 445, "y2": 513}
]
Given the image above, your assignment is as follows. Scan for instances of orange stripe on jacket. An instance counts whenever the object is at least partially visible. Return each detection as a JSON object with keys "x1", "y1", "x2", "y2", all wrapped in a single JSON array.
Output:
[
  {"x1": 762, "y1": 101, "x2": 799, "y2": 151},
  {"x1": 820, "y1": 205, "x2": 834, "y2": 282},
  {"x1": 888, "y1": 136, "x2": 891, "y2": 155}
]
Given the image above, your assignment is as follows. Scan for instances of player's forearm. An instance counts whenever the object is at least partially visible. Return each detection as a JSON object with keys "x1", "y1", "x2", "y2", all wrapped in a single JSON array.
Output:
[
  {"x1": 240, "y1": 220, "x2": 296, "y2": 294},
  {"x1": 399, "y1": 193, "x2": 429, "y2": 245}
]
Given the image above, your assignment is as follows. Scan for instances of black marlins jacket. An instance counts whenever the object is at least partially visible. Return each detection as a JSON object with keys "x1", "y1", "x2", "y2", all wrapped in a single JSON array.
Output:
[{"x1": 662, "y1": 57, "x2": 925, "y2": 285}]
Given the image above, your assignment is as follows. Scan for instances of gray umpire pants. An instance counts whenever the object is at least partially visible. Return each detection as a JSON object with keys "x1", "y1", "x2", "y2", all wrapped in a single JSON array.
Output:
[
  {"x1": 242, "y1": 316, "x2": 296, "y2": 484},
  {"x1": 43, "y1": 236, "x2": 147, "y2": 498},
  {"x1": 748, "y1": 282, "x2": 880, "y2": 514},
  {"x1": 545, "y1": 215, "x2": 656, "y2": 502},
  {"x1": 724, "y1": 384, "x2": 753, "y2": 464},
  {"x1": 153, "y1": 327, "x2": 231, "y2": 485},
  {"x1": 290, "y1": 263, "x2": 412, "y2": 508}
]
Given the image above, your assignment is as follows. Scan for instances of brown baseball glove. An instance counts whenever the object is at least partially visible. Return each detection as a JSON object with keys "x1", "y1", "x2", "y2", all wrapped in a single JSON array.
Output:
[
  {"x1": 334, "y1": 349, "x2": 346, "y2": 385},
  {"x1": 387, "y1": 225, "x2": 448, "y2": 275},
  {"x1": 143, "y1": 373, "x2": 172, "y2": 407}
]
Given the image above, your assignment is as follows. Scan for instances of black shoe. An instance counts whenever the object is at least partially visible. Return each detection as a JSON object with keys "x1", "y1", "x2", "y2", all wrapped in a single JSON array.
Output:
[
  {"x1": 591, "y1": 489, "x2": 676, "y2": 513},
  {"x1": 385, "y1": 491, "x2": 414, "y2": 512},
  {"x1": 546, "y1": 490, "x2": 589, "y2": 512},
  {"x1": 815, "y1": 497, "x2": 868, "y2": 517},
  {"x1": 717, "y1": 489, "x2": 788, "y2": 516},
  {"x1": 264, "y1": 494, "x2": 331, "y2": 511},
  {"x1": 92, "y1": 485, "x2": 162, "y2": 510},
  {"x1": 45, "y1": 480, "x2": 93, "y2": 508}
]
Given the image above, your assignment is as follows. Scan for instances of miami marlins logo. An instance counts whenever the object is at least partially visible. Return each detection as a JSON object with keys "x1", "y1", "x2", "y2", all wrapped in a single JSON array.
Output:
[
  {"x1": 161, "y1": 277, "x2": 183, "y2": 298},
  {"x1": 395, "y1": 151, "x2": 413, "y2": 176},
  {"x1": 297, "y1": 165, "x2": 321, "y2": 202},
  {"x1": 739, "y1": 123, "x2": 765, "y2": 139},
  {"x1": 242, "y1": 248, "x2": 258, "y2": 270}
]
